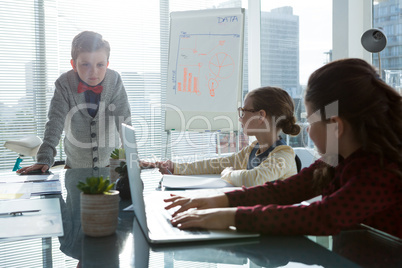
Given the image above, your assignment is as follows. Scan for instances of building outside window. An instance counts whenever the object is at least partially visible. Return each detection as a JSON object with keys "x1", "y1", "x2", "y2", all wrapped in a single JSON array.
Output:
[
  {"x1": 4, "y1": 1, "x2": 399, "y2": 170},
  {"x1": 373, "y1": 0, "x2": 402, "y2": 94}
]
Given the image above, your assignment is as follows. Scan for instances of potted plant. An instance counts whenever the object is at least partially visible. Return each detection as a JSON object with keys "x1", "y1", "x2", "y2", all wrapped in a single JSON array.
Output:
[
  {"x1": 115, "y1": 161, "x2": 131, "y2": 200},
  {"x1": 77, "y1": 176, "x2": 119, "y2": 237},
  {"x1": 109, "y1": 148, "x2": 125, "y2": 182}
]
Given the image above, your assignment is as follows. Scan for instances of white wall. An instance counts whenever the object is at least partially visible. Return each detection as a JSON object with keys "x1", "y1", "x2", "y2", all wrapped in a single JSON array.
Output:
[
  {"x1": 332, "y1": 0, "x2": 372, "y2": 62},
  {"x1": 248, "y1": 0, "x2": 261, "y2": 91}
]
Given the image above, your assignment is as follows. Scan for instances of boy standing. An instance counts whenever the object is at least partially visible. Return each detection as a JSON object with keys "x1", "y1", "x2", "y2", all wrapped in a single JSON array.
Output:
[{"x1": 18, "y1": 31, "x2": 131, "y2": 172}]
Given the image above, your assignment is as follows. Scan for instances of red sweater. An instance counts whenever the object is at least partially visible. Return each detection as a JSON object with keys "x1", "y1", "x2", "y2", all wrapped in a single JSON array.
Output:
[{"x1": 226, "y1": 150, "x2": 402, "y2": 238}]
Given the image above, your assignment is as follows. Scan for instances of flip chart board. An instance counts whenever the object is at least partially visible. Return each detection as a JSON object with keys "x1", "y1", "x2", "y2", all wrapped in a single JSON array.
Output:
[{"x1": 165, "y1": 8, "x2": 245, "y2": 131}]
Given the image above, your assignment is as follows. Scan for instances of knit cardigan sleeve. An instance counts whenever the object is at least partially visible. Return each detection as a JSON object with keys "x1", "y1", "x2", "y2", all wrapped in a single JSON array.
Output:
[
  {"x1": 174, "y1": 142, "x2": 253, "y2": 175},
  {"x1": 173, "y1": 141, "x2": 297, "y2": 187},
  {"x1": 109, "y1": 72, "x2": 132, "y2": 132},
  {"x1": 35, "y1": 76, "x2": 71, "y2": 168},
  {"x1": 223, "y1": 145, "x2": 297, "y2": 187}
]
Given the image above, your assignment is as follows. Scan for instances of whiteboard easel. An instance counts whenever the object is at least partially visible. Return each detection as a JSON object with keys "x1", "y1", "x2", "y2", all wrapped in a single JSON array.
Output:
[{"x1": 165, "y1": 8, "x2": 245, "y2": 132}]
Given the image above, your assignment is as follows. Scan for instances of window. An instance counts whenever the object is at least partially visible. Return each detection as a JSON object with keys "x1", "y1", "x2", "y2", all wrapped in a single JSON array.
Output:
[
  {"x1": 0, "y1": 0, "x2": 334, "y2": 170},
  {"x1": 0, "y1": 0, "x2": 244, "y2": 170},
  {"x1": 373, "y1": 0, "x2": 402, "y2": 71},
  {"x1": 260, "y1": 1, "x2": 332, "y2": 148},
  {"x1": 0, "y1": 0, "x2": 54, "y2": 169}
]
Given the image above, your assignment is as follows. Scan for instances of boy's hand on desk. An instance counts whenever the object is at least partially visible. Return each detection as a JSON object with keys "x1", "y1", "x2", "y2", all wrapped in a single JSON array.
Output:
[
  {"x1": 164, "y1": 193, "x2": 229, "y2": 217},
  {"x1": 171, "y1": 207, "x2": 237, "y2": 230},
  {"x1": 16, "y1": 164, "x2": 49, "y2": 174}
]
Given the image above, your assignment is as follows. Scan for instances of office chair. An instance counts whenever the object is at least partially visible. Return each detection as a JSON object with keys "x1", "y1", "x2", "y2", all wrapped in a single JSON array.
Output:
[
  {"x1": 295, "y1": 155, "x2": 302, "y2": 173},
  {"x1": 4, "y1": 135, "x2": 42, "y2": 171},
  {"x1": 294, "y1": 147, "x2": 318, "y2": 173}
]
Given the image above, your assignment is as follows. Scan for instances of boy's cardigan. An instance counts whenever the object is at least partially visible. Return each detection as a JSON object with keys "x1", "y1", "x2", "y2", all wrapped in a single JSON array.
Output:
[{"x1": 36, "y1": 69, "x2": 131, "y2": 169}]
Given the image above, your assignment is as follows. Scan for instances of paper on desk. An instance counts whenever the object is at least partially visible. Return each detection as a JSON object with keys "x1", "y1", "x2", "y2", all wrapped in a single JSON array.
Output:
[
  {"x1": 0, "y1": 180, "x2": 61, "y2": 199},
  {"x1": 31, "y1": 181, "x2": 62, "y2": 195},
  {"x1": 0, "y1": 173, "x2": 59, "y2": 183},
  {"x1": 0, "y1": 198, "x2": 63, "y2": 240},
  {"x1": 162, "y1": 174, "x2": 234, "y2": 189},
  {"x1": 0, "y1": 182, "x2": 32, "y2": 199}
]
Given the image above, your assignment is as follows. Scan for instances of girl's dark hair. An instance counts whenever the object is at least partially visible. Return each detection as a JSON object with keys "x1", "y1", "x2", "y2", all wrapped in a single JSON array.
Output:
[
  {"x1": 247, "y1": 86, "x2": 301, "y2": 136},
  {"x1": 305, "y1": 58, "x2": 402, "y2": 192},
  {"x1": 71, "y1": 31, "x2": 110, "y2": 61}
]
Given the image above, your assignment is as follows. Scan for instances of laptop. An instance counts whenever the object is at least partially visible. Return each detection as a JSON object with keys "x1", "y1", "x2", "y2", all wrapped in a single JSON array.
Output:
[{"x1": 121, "y1": 123, "x2": 260, "y2": 244}]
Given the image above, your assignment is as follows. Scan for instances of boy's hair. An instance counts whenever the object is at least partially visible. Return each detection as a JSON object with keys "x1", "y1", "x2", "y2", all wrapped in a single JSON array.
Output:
[
  {"x1": 71, "y1": 31, "x2": 110, "y2": 61},
  {"x1": 246, "y1": 86, "x2": 301, "y2": 136},
  {"x1": 305, "y1": 58, "x2": 402, "y2": 191}
]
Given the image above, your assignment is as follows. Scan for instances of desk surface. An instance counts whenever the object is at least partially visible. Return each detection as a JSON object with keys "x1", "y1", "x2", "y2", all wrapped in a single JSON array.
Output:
[{"x1": 0, "y1": 168, "x2": 401, "y2": 268}]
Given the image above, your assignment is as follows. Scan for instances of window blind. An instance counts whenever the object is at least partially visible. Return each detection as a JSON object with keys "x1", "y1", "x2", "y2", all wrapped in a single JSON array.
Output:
[
  {"x1": 0, "y1": 0, "x2": 243, "y2": 170},
  {"x1": 0, "y1": 0, "x2": 55, "y2": 169}
]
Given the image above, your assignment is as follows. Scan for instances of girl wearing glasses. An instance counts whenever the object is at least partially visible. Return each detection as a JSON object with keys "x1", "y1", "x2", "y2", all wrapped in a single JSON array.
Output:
[
  {"x1": 147, "y1": 86, "x2": 301, "y2": 187},
  {"x1": 164, "y1": 58, "x2": 402, "y2": 239}
]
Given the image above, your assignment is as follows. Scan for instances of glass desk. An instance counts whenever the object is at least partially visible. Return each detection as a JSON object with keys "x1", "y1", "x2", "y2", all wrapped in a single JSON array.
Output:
[{"x1": 0, "y1": 168, "x2": 401, "y2": 268}]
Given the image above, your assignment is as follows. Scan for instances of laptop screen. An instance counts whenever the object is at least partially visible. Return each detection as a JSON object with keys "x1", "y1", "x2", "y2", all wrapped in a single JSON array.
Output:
[{"x1": 122, "y1": 123, "x2": 149, "y2": 235}]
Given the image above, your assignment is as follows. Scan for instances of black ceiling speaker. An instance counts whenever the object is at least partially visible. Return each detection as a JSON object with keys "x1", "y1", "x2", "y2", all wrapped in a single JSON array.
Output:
[{"x1": 361, "y1": 28, "x2": 387, "y2": 77}]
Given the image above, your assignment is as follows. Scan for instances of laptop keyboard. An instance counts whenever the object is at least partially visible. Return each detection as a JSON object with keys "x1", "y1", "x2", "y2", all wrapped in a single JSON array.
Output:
[
  {"x1": 147, "y1": 205, "x2": 210, "y2": 236},
  {"x1": 162, "y1": 217, "x2": 209, "y2": 235}
]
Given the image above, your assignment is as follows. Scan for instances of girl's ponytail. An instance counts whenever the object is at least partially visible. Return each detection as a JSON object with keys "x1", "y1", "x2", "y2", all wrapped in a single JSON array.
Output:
[{"x1": 247, "y1": 86, "x2": 301, "y2": 136}]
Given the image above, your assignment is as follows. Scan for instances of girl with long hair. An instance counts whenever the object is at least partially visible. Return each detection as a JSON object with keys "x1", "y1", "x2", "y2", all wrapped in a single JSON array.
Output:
[{"x1": 164, "y1": 58, "x2": 402, "y2": 239}]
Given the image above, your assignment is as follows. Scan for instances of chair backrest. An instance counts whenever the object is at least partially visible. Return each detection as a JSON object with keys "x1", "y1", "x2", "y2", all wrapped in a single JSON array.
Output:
[
  {"x1": 295, "y1": 155, "x2": 302, "y2": 173},
  {"x1": 293, "y1": 147, "x2": 317, "y2": 172}
]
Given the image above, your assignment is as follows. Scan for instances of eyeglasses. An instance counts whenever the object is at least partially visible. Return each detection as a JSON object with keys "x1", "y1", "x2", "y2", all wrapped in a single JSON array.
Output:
[{"x1": 237, "y1": 107, "x2": 257, "y2": 118}]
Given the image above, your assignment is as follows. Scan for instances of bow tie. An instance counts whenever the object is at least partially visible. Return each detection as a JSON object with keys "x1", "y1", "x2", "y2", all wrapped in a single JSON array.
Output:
[{"x1": 77, "y1": 82, "x2": 103, "y2": 94}]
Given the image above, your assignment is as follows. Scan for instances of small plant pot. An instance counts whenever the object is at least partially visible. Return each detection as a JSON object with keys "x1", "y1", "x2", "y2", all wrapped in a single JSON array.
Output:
[
  {"x1": 109, "y1": 159, "x2": 124, "y2": 183},
  {"x1": 80, "y1": 190, "x2": 120, "y2": 237}
]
